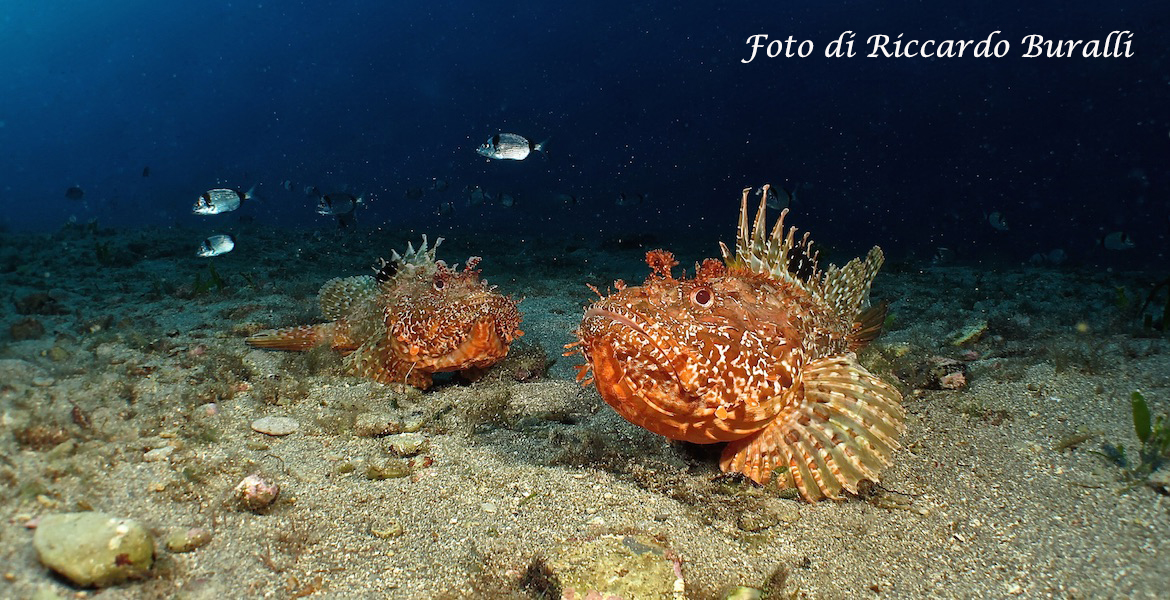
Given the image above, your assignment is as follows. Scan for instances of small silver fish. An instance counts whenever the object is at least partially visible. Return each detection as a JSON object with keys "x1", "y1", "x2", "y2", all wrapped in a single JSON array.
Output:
[
  {"x1": 193, "y1": 186, "x2": 254, "y2": 215},
  {"x1": 318, "y1": 193, "x2": 364, "y2": 229},
  {"x1": 317, "y1": 193, "x2": 363, "y2": 216},
  {"x1": 197, "y1": 234, "x2": 235, "y2": 257},
  {"x1": 476, "y1": 133, "x2": 546, "y2": 161}
]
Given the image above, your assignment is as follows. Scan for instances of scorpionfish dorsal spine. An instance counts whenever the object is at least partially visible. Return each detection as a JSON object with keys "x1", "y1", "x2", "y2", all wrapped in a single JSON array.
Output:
[
  {"x1": 246, "y1": 236, "x2": 523, "y2": 389},
  {"x1": 568, "y1": 186, "x2": 905, "y2": 502}
]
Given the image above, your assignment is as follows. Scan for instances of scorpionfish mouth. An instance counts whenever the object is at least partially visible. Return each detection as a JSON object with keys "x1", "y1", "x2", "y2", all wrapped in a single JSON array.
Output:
[
  {"x1": 403, "y1": 294, "x2": 523, "y2": 372},
  {"x1": 578, "y1": 302, "x2": 712, "y2": 441}
]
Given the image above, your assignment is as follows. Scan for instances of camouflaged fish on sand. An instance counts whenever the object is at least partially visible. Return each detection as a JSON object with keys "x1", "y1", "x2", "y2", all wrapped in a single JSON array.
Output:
[
  {"x1": 568, "y1": 186, "x2": 905, "y2": 502},
  {"x1": 246, "y1": 236, "x2": 523, "y2": 389}
]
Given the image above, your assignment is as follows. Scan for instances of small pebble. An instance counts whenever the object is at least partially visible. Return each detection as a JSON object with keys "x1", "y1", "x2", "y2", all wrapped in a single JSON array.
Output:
[
  {"x1": 384, "y1": 433, "x2": 428, "y2": 457},
  {"x1": 165, "y1": 527, "x2": 212, "y2": 553},
  {"x1": 142, "y1": 447, "x2": 174, "y2": 462},
  {"x1": 481, "y1": 502, "x2": 497, "y2": 514},
  {"x1": 251, "y1": 416, "x2": 299, "y2": 436},
  {"x1": 233, "y1": 474, "x2": 280, "y2": 511},
  {"x1": 401, "y1": 413, "x2": 426, "y2": 433},
  {"x1": 370, "y1": 520, "x2": 404, "y2": 539},
  {"x1": 365, "y1": 458, "x2": 412, "y2": 480},
  {"x1": 354, "y1": 412, "x2": 402, "y2": 437}
]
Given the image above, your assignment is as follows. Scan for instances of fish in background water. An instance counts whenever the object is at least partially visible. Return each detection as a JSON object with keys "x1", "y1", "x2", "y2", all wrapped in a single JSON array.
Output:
[
  {"x1": 316, "y1": 192, "x2": 364, "y2": 228},
  {"x1": 476, "y1": 133, "x2": 547, "y2": 161},
  {"x1": 197, "y1": 234, "x2": 235, "y2": 257},
  {"x1": 615, "y1": 192, "x2": 645, "y2": 207},
  {"x1": 987, "y1": 211, "x2": 1009, "y2": 232},
  {"x1": 567, "y1": 185, "x2": 905, "y2": 502},
  {"x1": 1100, "y1": 231, "x2": 1135, "y2": 251},
  {"x1": 65, "y1": 186, "x2": 85, "y2": 201},
  {"x1": 761, "y1": 184, "x2": 798, "y2": 210},
  {"x1": 193, "y1": 186, "x2": 255, "y2": 215},
  {"x1": 246, "y1": 236, "x2": 524, "y2": 390}
]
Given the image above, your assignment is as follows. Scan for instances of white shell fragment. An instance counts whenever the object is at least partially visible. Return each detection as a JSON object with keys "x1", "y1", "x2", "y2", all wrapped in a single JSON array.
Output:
[{"x1": 250, "y1": 416, "x2": 299, "y2": 436}]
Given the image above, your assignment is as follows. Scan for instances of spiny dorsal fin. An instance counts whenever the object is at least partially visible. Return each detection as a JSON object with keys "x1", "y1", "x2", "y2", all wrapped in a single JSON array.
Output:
[
  {"x1": 722, "y1": 185, "x2": 884, "y2": 325},
  {"x1": 816, "y1": 246, "x2": 884, "y2": 328},
  {"x1": 721, "y1": 185, "x2": 821, "y2": 295},
  {"x1": 372, "y1": 235, "x2": 445, "y2": 286}
]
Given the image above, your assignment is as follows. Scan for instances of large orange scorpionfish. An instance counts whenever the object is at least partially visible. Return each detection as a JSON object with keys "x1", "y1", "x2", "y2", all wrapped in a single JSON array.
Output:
[{"x1": 567, "y1": 186, "x2": 905, "y2": 501}]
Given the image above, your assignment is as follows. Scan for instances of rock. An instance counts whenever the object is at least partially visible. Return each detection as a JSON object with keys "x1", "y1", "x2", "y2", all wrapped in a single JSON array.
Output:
[
  {"x1": 369, "y1": 520, "x2": 404, "y2": 539},
  {"x1": 143, "y1": 447, "x2": 174, "y2": 462},
  {"x1": 550, "y1": 534, "x2": 682, "y2": 599},
  {"x1": 32, "y1": 512, "x2": 154, "y2": 587},
  {"x1": 0, "y1": 359, "x2": 48, "y2": 386},
  {"x1": 10, "y1": 317, "x2": 46, "y2": 341},
  {"x1": 242, "y1": 349, "x2": 282, "y2": 380},
  {"x1": 384, "y1": 433, "x2": 427, "y2": 457},
  {"x1": 354, "y1": 412, "x2": 402, "y2": 437},
  {"x1": 1150, "y1": 466, "x2": 1170, "y2": 495},
  {"x1": 233, "y1": 474, "x2": 279, "y2": 511},
  {"x1": 401, "y1": 413, "x2": 426, "y2": 432},
  {"x1": 165, "y1": 527, "x2": 212, "y2": 553},
  {"x1": 14, "y1": 292, "x2": 66, "y2": 315},
  {"x1": 365, "y1": 458, "x2": 412, "y2": 480},
  {"x1": 726, "y1": 587, "x2": 763, "y2": 600},
  {"x1": 251, "y1": 416, "x2": 299, "y2": 436}
]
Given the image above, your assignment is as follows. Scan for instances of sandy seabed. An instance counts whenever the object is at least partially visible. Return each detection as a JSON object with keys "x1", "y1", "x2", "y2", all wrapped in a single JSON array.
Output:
[{"x1": 0, "y1": 223, "x2": 1167, "y2": 599}]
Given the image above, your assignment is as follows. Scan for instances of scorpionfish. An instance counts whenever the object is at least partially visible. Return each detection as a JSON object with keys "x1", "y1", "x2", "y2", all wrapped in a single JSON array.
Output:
[
  {"x1": 246, "y1": 236, "x2": 523, "y2": 389},
  {"x1": 567, "y1": 186, "x2": 905, "y2": 501}
]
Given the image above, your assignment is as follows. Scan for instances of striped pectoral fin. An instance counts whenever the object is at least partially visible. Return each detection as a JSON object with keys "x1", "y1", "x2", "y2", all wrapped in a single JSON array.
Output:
[
  {"x1": 245, "y1": 322, "x2": 339, "y2": 351},
  {"x1": 720, "y1": 353, "x2": 905, "y2": 502},
  {"x1": 344, "y1": 338, "x2": 433, "y2": 390}
]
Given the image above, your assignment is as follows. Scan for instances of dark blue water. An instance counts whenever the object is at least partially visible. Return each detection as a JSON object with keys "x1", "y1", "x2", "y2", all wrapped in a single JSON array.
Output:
[{"x1": 1, "y1": 1, "x2": 1166, "y2": 268}]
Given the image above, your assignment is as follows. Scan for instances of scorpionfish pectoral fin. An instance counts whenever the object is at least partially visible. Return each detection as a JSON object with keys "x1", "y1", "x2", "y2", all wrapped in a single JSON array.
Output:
[
  {"x1": 719, "y1": 354, "x2": 905, "y2": 502},
  {"x1": 345, "y1": 337, "x2": 434, "y2": 389},
  {"x1": 244, "y1": 321, "x2": 359, "y2": 353}
]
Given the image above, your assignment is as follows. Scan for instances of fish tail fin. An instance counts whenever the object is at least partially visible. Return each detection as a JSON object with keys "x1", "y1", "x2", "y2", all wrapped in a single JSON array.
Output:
[
  {"x1": 246, "y1": 322, "x2": 351, "y2": 352},
  {"x1": 245, "y1": 185, "x2": 257, "y2": 201},
  {"x1": 535, "y1": 137, "x2": 551, "y2": 155},
  {"x1": 720, "y1": 354, "x2": 904, "y2": 502}
]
